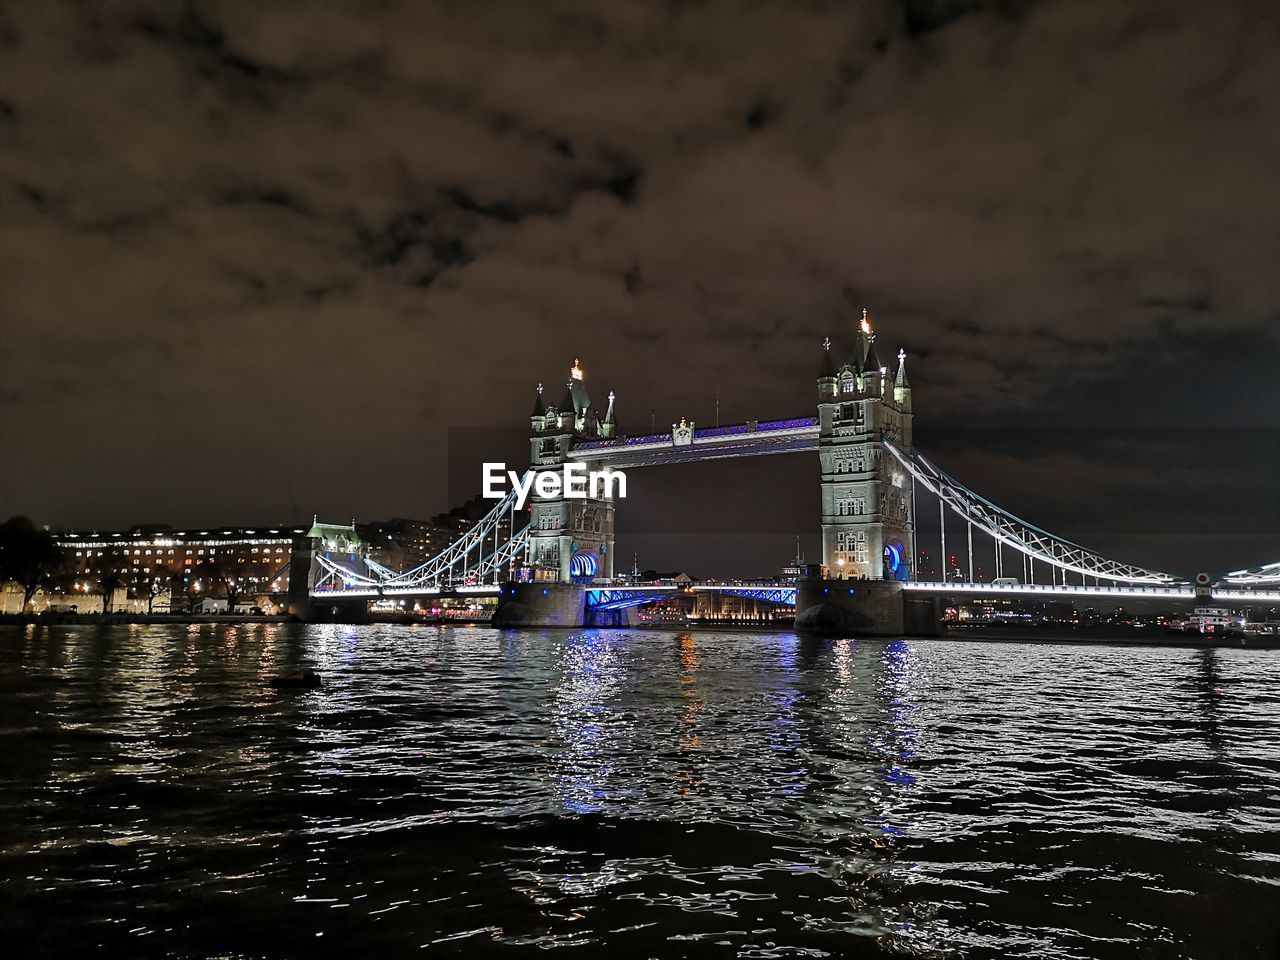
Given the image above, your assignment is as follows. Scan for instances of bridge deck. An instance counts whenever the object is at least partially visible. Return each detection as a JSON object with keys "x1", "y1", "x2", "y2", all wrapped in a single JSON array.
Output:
[
  {"x1": 568, "y1": 418, "x2": 819, "y2": 468},
  {"x1": 311, "y1": 584, "x2": 502, "y2": 600},
  {"x1": 902, "y1": 581, "x2": 1280, "y2": 603},
  {"x1": 311, "y1": 580, "x2": 1280, "y2": 604}
]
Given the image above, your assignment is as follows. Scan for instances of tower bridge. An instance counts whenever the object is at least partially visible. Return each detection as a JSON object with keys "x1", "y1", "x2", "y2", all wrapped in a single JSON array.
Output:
[{"x1": 307, "y1": 310, "x2": 1279, "y2": 632}]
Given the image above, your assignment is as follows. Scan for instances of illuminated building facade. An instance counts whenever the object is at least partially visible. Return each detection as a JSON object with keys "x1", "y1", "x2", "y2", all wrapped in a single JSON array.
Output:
[
  {"x1": 58, "y1": 525, "x2": 307, "y2": 608},
  {"x1": 525, "y1": 359, "x2": 618, "y2": 582},
  {"x1": 816, "y1": 310, "x2": 915, "y2": 580}
]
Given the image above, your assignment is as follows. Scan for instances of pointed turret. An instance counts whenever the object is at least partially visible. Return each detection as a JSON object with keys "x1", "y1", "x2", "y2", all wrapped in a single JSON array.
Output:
[
  {"x1": 862, "y1": 338, "x2": 883, "y2": 376},
  {"x1": 818, "y1": 336, "x2": 838, "y2": 400},
  {"x1": 819, "y1": 336, "x2": 837, "y2": 378},
  {"x1": 554, "y1": 381, "x2": 572, "y2": 430},
  {"x1": 850, "y1": 307, "x2": 874, "y2": 371},
  {"x1": 530, "y1": 382, "x2": 546, "y2": 432},
  {"x1": 894, "y1": 349, "x2": 912, "y2": 409},
  {"x1": 601, "y1": 390, "x2": 617, "y2": 438},
  {"x1": 567, "y1": 358, "x2": 593, "y2": 429}
]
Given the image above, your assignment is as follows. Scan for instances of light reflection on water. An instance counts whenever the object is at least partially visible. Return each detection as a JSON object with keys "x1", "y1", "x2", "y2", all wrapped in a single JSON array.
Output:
[{"x1": 0, "y1": 623, "x2": 1278, "y2": 958}]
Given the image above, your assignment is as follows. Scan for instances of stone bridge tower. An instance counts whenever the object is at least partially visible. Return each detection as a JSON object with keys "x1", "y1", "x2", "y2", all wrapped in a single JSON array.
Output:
[
  {"x1": 524, "y1": 360, "x2": 617, "y2": 583},
  {"x1": 816, "y1": 310, "x2": 915, "y2": 580}
]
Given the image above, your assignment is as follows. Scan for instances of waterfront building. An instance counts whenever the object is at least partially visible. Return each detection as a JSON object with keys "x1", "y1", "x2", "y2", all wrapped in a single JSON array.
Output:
[
  {"x1": 48, "y1": 507, "x2": 488, "y2": 612},
  {"x1": 56, "y1": 525, "x2": 307, "y2": 610}
]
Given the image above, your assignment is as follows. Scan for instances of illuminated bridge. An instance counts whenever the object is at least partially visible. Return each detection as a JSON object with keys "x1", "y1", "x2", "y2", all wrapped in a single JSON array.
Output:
[{"x1": 307, "y1": 311, "x2": 1279, "y2": 630}]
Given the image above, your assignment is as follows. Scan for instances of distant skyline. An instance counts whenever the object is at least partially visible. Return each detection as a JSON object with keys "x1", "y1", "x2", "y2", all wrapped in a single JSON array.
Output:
[{"x1": 3, "y1": 1, "x2": 1279, "y2": 577}]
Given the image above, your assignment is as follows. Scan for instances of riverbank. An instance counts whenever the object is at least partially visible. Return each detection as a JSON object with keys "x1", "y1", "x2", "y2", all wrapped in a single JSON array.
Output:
[{"x1": 0, "y1": 612, "x2": 296, "y2": 626}]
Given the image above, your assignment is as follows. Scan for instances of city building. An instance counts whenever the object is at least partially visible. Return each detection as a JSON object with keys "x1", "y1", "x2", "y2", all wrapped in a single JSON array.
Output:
[
  {"x1": 56, "y1": 524, "x2": 308, "y2": 611},
  {"x1": 357, "y1": 518, "x2": 451, "y2": 574},
  {"x1": 34, "y1": 504, "x2": 492, "y2": 615}
]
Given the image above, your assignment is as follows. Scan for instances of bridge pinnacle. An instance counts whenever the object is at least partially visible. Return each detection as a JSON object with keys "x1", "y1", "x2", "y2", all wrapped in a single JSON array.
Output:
[
  {"x1": 601, "y1": 390, "x2": 616, "y2": 437},
  {"x1": 571, "y1": 359, "x2": 584, "y2": 381}
]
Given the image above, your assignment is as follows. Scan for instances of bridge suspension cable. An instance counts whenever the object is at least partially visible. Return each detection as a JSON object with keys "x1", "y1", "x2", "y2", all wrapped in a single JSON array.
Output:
[
  {"x1": 883, "y1": 440, "x2": 1183, "y2": 586},
  {"x1": 311, "y1": 486, "x2": 531, "y2": 595}
]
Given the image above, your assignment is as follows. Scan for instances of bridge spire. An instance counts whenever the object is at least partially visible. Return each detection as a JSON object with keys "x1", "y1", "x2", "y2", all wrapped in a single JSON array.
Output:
[
  {"x1": 530, "y1": 382, "x2": 545, "y2": 419},
  {"x1": 819, "y1": 336, "x2": 837, "y2": 380},
  {"x1": 554, "y1": 379, "x2": 572, "y2": 430},
  {"x1": 851, "y1": 307, "x2": 877, "y2": 372},
  {"x1": 602, "y1": 389, "x2": 617, "y2": 438}
]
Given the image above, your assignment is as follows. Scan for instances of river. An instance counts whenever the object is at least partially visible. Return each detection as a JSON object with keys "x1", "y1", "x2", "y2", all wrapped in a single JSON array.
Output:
[{"x1": 1, "y1": 623, "x2": 1276, "y2": 958}]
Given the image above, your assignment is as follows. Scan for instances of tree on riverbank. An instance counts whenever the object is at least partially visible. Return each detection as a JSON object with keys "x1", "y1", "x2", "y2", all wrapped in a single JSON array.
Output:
[
  {"x1": 141, "y1": 571, "x2": 175, "y2": 614},
  {"x1": 96, "y1": 546, "x2": 129, "y2": 614},
  {"x1": 98, "y1": 570, "x2": 123, "y2": 614},
  {"x1": 0, "y1": 516, "x2": 63, "y2": 613},
  {"x1": 193, "y1": 554, "x2": 242, "y2": 612}
]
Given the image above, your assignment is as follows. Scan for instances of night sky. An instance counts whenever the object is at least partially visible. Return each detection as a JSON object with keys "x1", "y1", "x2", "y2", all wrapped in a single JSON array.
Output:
[{"x1": 3, "y1": 1, "x2": 1279, "y2": 578}]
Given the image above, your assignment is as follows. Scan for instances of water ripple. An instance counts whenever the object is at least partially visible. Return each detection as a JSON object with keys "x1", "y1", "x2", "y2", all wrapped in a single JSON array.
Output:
[{"x1": 0, "y1": 624, "x2": 1277, "y2": 958}]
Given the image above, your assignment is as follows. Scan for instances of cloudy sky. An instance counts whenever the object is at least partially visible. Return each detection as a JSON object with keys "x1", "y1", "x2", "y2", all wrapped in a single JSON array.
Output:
[{"x1": 2, "y1": 0, "x2": 1278, "y2": 576}]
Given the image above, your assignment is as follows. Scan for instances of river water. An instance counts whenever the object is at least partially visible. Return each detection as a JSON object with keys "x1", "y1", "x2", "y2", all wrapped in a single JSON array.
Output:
[{"x1": 0, "y1": 624, "x2": 1276, "y2": 959}]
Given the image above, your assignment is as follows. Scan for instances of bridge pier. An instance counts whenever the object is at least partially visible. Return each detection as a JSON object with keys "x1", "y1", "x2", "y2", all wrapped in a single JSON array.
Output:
[
  {"x1": 795, "y1": 578, "x2": 942, "y2": 637},
  {"x1": 492, "y1": 582, "x2": 588, "y2": 628}
]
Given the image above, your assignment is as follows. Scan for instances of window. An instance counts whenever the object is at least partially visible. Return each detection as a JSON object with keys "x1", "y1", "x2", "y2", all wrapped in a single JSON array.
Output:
[
  {"x1": 836, "y1": 497, "x2": 867, "y2": 517},
  {"x1": 834, "y1": 530, "x2": 869, "y2": 565}
]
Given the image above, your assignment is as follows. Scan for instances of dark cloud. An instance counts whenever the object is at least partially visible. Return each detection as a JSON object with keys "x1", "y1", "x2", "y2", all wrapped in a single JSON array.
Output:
[{"x1": 1, "y1": 0, "x2": 1278, "y2": 576}]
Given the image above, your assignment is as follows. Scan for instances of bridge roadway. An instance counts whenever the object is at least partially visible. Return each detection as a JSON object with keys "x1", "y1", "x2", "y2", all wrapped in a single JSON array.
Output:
[
  {"x1": 903, "y1": 581, "x2": 1280, "y2": 603},
  {"x1": 583, "y1": 580, "x2": 1280, "y2": 609},
  {"x1": 567, "y1": 417, "x2": 819, "y2": 468},
  {"x1": 312, "y1": 583, "x2": 501, "y2": 600},
  {"x1": 313, "y1": 579, "x2": 1280, "y2": 606}
]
